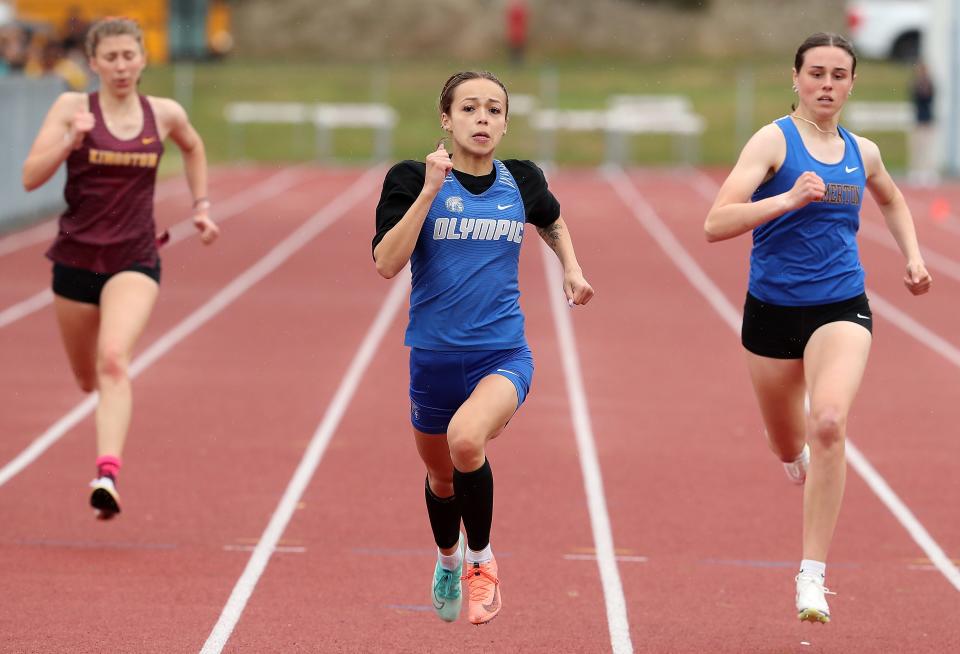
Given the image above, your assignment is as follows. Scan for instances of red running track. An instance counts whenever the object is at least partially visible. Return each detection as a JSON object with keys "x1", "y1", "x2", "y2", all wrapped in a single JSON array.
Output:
[{"x1": 0, "y1": 165, "x2": 957, "y2": 653}]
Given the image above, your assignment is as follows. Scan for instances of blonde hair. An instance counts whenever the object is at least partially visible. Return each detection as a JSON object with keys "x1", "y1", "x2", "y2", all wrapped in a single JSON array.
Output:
[{"x1": 85, "y1": 17, "x2": 144, "y2": 58}]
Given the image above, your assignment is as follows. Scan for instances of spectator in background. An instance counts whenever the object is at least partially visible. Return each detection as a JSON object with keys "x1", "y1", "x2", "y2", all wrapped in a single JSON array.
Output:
[
  {"x1": 1, "y1": 22, "x2": 29, "y2": 74},
  {"x1": 25, "y1": 33, "x2": 89, "y2": 90},
  {"x1": 505, "y1": 0, "x2": 528, "y2": 66},
  {"x1": 909, "y1": 59, "x2": 937, "y2": 185}
]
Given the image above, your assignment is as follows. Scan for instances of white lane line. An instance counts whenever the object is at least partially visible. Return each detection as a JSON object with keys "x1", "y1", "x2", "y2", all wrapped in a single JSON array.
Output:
[
  {"x1": 199, "y1": 268, "x2": 410, "y2": 654},
  {"x1": 0, "y1": 166, "x2": 383, "y2": 489},
  {"x1": 605, "y1": 165, "x2": 960, "y2": 594},
  {"x1": 0, "y1": 167, "x2": 306, "y2": 331},
  {"x1": 539, "y1": 240, "x2": 634, "y2": 654}
]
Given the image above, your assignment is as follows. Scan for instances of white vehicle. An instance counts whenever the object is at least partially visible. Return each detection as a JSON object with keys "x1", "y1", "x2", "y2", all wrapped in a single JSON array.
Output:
[{"x1": 846, "y1": 0, "x2": 930, "y2": 60}]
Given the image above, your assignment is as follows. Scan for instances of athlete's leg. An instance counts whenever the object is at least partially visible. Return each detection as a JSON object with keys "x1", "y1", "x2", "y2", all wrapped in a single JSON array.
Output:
[
  {"x1": 448, "y1": 374, "x2": 517, "y2": 550},
  {"x1": 744, "y1": 351, "x2": 807, "y2": 462},
  {"x1": 447, "y1": 374, "x2": 517, "y2": 472},
  {"x1": 415, "y1": 429, "x2": 460, "y2": 555},
  {"x1": 53, "y1": 296, "x2": 100, "y2": 393},
  {"x1": 448, "y1": 374, "x2": 516, "y2": 624},
  {"x1": 801, "y1": 321, "x2": 871, "y2": 562},
  {"x1": 94, "y1": 271, "x2": 159, "y2": 459}
]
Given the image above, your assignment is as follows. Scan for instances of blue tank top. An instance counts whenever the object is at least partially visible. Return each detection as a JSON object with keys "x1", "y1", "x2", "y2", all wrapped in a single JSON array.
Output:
[
  {"x1": 405, "y1": 160, "x2": 528, "y2": 350},
  {"x1": 748, "y1": 116, "x2": 866, "y2": 306}
]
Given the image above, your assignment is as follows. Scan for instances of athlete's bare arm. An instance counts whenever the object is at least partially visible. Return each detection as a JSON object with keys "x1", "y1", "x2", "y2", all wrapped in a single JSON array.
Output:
[
  {"x1": 704, "y1": 123, "x2": 824, "y2": 242},
  {"x1": 857, "y1": 134, "x2": 931, "y2": 294},
  {"x1": 536, "y1": 216, "x2": 594, "y2": 306},
  {"x1": 153, "y1": 96, "x2": 219, "y2": 244},
  {"x1": 22, "y1": 92, "x2": 92, "y2": 191},
  {"x1": 374, "y1": 143, "x2": 454, "y2": 278}
]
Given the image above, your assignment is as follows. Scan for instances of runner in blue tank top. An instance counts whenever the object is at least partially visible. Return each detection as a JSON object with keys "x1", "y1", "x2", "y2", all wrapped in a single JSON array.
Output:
[
  {"x1": 704, "y1": 33, "x2": 931, "y2": 624},
  {"x1": 373, "y1": 71, "x2": 594, "y2": 625}
]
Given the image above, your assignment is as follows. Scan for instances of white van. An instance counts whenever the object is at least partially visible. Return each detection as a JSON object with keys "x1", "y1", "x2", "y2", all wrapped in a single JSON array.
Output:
[{"x1": 846, "y1": 0, "x2": 929, "y2": 60}]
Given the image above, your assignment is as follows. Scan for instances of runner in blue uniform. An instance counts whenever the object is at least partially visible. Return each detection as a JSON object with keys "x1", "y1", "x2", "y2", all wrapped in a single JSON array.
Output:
[
  {"x1": 704, "y1": 33, "x2": 932, "y2": 624},
  {"x1": 373, "y1": 71, "x2": 594, "y2": 625}
]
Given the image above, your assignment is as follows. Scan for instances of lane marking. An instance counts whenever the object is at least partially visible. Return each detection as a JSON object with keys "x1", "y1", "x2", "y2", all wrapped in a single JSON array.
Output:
[
  {"x1": 605, "y1": 165, "x2": 960, "y2": 594},
  {"x1": 0, "y1": 166, "x2": 383, "y2": 489},
  {"x1": 0, "y1": 167, "x2": 307, "y2": 330},
  {"x1": 540, "y1": 239, "x2": 634, "y2": 654},
  {"x1": 199, "y1": 267, "x2": 409, "y2": 654}
]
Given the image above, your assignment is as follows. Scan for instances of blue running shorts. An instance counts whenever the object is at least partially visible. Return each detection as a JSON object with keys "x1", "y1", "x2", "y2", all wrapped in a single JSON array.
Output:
[{"x1": 409, "y1": 345, "x2": 534, "y2": 434}]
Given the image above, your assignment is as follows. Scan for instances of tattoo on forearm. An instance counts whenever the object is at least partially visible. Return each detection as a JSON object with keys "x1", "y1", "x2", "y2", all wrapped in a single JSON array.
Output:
[{"x1": 537, "y1": 222, "x2": 563, "y2": 250}]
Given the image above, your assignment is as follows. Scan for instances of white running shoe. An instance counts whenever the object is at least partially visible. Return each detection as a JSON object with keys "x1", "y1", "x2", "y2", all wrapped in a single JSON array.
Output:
[
  {"x1": 795, "y1": 571, "x2": 835, "y2": 623},
  {"x1": 89, "y1": 476, "x2": 121, "y2": 520},
  {"x1": 783, "y1": 444, "x2": 810, "y2": 485}
]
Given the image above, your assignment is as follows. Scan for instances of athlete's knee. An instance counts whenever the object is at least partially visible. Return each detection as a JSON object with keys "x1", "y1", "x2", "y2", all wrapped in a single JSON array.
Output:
[
  {"x1": 809, "y1": 406, "x2": 846, "y2": 449},
  {"x1": 97, "y1": 344, "x2": 130, "y2": 384},
  {"x1": 446, "y1": 425, "x2": 485, "y2": 466}
]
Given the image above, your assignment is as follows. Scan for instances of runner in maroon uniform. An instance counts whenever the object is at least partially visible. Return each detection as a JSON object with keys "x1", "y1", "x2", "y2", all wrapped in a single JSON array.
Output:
[{"x1": 22, "y1": 17, "x2": 219, "y2": 519}]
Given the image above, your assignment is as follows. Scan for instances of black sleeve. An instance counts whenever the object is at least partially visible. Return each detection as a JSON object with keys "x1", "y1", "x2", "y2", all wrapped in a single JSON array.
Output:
[
  {"x1": 372, "y1": 161, "x2": 426, "y2": 254},
  {"x1": 503, "y1": 159, "x2": 561, "y2": 229}
]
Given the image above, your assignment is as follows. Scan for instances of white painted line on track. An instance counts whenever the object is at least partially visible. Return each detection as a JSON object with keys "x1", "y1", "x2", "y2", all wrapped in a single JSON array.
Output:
[
  {"x1": 605, "y1": 165, "x2": 960, "y2": 594},
  {"x1": 0, "y1": 167, "x2": 307, "y2": 331},
  {"x1": 199, "y1": 267, "x2": 410, "y2": 654},
  {"x1": 539, "y1": 240, "x2": 634, "y2": 654},
  {"x1": 0, "y1": 166, "x2": 384, "y2": 489}
]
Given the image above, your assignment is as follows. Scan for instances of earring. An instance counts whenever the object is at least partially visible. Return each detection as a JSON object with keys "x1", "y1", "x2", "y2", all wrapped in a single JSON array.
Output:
[
  {"x1": 792, "y1": 84, "x2": 798, "y2": 93},
  {"x1": 849, "y1": 89, "x2": 854, "y2": 96}
]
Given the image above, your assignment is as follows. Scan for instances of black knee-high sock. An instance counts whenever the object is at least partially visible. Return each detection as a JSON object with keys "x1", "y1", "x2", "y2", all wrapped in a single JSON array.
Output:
[
  {"x1": 453, "y1": 458, "x2": 493, "y2": 552},
  {"x1": 425, "y1": 478, "x2": 461, "y2": 550}
]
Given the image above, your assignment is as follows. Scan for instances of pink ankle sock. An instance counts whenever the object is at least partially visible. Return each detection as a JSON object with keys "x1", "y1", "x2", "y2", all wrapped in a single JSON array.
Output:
[{"x1": 96, "y1": 455, "x2": 121, "y2": 480}]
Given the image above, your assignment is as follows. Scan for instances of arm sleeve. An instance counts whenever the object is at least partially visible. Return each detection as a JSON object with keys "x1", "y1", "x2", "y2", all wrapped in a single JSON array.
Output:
[
  {"x1": 504, "y1": 159, "x2": 561, "y2": 228},
  {"x1": 372, "y1": 161, "x2": 426, "y2": 254}
]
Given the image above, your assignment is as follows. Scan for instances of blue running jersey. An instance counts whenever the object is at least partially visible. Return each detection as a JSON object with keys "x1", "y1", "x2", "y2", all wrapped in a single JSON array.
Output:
[
  {"x1": 406, "y1": 160, "x2": 529, "y2": 350},
  {"x1": 749, "y1": 116, "x2": 867, "y2": 306}
]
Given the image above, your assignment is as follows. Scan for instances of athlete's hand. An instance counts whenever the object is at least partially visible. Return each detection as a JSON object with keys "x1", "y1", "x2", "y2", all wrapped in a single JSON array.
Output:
[
  {"x1": 423, "y1": 142, "x2": 454, "y2": 194},
  {"x1": 564, "y1": 270, "x2": 595, "y2": 307},
  {"x1": 193, "y1": 209, "x2": 220, "y2": 245},
  {"x1": 66, "y1": 111, "x2": 95, "y2": 150},
  {"x1": 787, "y1": 171, "x2": 826, "y2": 210},
  {"x1": 904, "y1": 259, "x2": 932, "y2": 295}
]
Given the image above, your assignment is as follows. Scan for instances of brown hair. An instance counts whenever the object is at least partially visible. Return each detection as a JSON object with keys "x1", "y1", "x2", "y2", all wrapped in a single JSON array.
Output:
[
  {"x1": 438, "y1": 71, "x2": 509, "y2": 117},
  {"x1": 794, "y1": 32, "x2": 857, "y2": 75},
  {"x1": 85, "y1": 17, "x2": 144, "y2": 58}
]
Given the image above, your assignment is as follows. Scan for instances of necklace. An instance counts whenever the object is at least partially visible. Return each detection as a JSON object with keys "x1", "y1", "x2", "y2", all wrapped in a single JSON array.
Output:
[{"x1": 790, "y1": 113, "x2": 838, "y2": 137}]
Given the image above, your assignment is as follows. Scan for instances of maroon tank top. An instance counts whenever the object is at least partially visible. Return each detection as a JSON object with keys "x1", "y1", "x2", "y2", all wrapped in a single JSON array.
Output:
[{"x1": 46, "y1": 92, "x2": 164, "y2": 273}]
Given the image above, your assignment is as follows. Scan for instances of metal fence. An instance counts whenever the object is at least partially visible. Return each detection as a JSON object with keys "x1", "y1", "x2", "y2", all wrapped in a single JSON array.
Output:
[{"x1": 1, "y1": 77, "x2": 66, "y2": 233}]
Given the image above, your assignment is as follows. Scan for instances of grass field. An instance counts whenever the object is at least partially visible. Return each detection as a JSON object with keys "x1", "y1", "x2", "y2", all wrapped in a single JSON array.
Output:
[{"x1": 144, "y1": 55, "x2": 916, "y2": 171}]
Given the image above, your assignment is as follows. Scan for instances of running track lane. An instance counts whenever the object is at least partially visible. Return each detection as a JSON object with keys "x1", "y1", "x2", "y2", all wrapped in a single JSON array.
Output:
[
  {"x1": 584, "y1": 166, "x2": 958, "y2": 652},
  {"x1": 0, "y1": 166, "x2": 322, "y2": 476},
  {"x1": 211, "y1": 212, "x2": 627, "y2": 651},
  {"x1": 0, "y1": 166, "x2": 384, "y2": 651}
]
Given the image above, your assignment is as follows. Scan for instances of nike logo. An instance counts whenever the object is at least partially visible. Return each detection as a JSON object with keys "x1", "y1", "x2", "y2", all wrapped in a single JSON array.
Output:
[
  {"x1": 141, "y1": 137, "x2": 156, "y2": 145},
  {"x1": 845, "y1": 166, "x2": 859, "y2": 173},
  {"x1": 482, "y1": 585, "x2": 501, "y2": 613},
  {"x1": 497, "y1": 204, "x2": 514, "y2": 210},
  {"x1": 856, "y1": 313, "x2": 871, "y2": 320},
  {"x1": 496, "y1": 368, "x2": 520, "y2": 377}
]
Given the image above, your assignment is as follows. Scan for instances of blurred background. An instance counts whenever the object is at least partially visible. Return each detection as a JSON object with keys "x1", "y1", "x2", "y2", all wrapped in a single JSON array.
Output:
[{"x1": 2, "y1": 0, "x2": 957, "y2": 230}]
